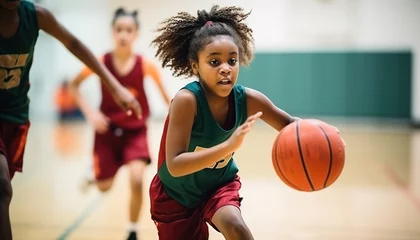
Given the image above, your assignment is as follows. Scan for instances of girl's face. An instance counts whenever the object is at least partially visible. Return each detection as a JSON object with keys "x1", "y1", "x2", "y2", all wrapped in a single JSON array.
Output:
[
  {"x1": 191, "y1": 35, "x2": 240, "y2": 98},
  {"x1": 112, "y1": 15, "x2": 138, "y2": 50}
]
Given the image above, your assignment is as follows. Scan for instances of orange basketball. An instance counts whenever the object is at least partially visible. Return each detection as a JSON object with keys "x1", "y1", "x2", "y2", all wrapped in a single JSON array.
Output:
[{"x1": 272, "y1": 119, "x2": 345, "y2": 191}]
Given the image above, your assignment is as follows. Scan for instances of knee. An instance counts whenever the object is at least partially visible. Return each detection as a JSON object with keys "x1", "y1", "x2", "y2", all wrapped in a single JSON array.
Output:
[
  {"x1": 220, "y1": 216, "x2": 250, "y2": 239},
  {"x1": 96, "y1": 180, "x2": 113, "y2": 193},
  {"x1": 0, "y1": 177, "x2": 12, "y2": 203}
]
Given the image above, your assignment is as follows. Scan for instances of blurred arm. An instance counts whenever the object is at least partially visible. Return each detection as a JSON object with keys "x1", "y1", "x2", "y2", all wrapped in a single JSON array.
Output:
[
  {"x1": 35, "y1": 5, "x2": 121, "y2": 93},
  {"x1": 67, "y1": 58, "x2": 103, "y2": 119},
  {"x1": 143, "y1": 58, "x2": 171, "y2": 106}
]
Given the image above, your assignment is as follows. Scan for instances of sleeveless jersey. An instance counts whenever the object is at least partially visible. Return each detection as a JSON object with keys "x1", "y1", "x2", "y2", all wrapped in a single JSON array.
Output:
[
  {"x1": 0, "y1": 1, "x2": 39, "y2": 123},
  {"x1": 157, "y1": 81, "x2": 248, "y2": 208},
  {"x1": 100, "y1": 53, "x2": 150, "y2": 129}
]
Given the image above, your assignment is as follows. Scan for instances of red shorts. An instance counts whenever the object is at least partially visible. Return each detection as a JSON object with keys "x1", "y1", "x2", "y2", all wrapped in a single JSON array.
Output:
[
  {"x1": 0, "y1": 121, "x2": 30, "y2": 179},
  {"x1": 149, "y1": 174, "x2": 242, "y2": 240},
  {"x1": 93, "y1": 126, "x2": 151, "y2": 180}
]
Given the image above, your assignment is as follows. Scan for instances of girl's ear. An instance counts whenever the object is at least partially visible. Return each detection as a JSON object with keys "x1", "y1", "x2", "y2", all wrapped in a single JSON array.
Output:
[
  {"x1": 191, "y1": 60, "x2": 199, "y2": 75},
  {"x1": 190, "y1": 60, "x2": 198, "y2": 76}
]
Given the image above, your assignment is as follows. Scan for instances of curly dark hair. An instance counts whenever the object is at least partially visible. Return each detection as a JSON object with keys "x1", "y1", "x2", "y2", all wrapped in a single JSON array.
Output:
[
  {"x1": 112, "y1": 7, "x2": 140, "y2": 29},
  {"x1": 152, "y1": 5, "x2": 254, "y2": 78}
]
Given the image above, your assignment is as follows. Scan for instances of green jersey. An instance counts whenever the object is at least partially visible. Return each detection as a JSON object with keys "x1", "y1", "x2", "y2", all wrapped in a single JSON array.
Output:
[
  {"x1": 157, "y1": 81, "x2": 248, "y2": 208},
  {"x1": 0, "y1": 1, "x2": 39, "y2": 123}
]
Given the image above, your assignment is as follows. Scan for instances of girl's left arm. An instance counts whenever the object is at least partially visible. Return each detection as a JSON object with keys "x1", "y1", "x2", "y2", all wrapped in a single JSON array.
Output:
[{"x1": 246, "y1": 88, "x2": 299, "y2": 131}]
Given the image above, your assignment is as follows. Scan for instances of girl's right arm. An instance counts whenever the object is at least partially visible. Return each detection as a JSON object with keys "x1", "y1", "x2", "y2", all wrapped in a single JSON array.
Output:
[
  {"x1": 69, "y1": 62, "x2": 110, "y2": 133},
  {"x1": 165, "y1": 89, "x2": 262, "y2": 177}
]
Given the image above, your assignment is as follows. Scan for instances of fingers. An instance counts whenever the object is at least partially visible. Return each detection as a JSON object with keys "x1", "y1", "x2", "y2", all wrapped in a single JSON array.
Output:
[
  {"x1": 247, "y1": 111, "x2": 262, "y2": 126},
  {"x1": 97, "y1": 127, "x2": 107, "y2": 134},
  {"x1": 241, "y1": 123, "x2": 253, "y2": 134},
  {"x1": 96, "y1": 121, "x2": 109, "y2": 134},
  {"x1": 128, "y1": 99, "x2": 142, "y2": 119},
  {"x1": 246, "y1": 111, "x2": 263, "y2": 122},
  {"x1": 239, "y1": 111, "x2": 263, "y2": 134},
  {"x1": 292, "y1": 117, "x2": 302, "y2": 121},
  {"x1": 341, "y1": 137, "x2": 346, "y2": 148},
  {"x1": 92, "y1": 113, "x2": 110, "y2": 134},
  {"x1": 330, "y1": 124, "x2": 345, "y2": 147}
]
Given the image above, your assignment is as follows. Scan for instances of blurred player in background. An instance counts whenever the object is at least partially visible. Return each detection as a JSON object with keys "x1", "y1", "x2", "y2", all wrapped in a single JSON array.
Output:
[
  {"x1": 0, "y1": 1, "x2": 141, "y2": 239},
  {"x1": 55, "y1": 81, "x2": 84, "y2": 122},
  {"x1": 70, "y1": 7, "x2": 171, "y2": 240}
]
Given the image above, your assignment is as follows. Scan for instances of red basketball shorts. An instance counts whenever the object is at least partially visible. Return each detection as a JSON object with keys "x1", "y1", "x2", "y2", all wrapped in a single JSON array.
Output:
[
  {"x1": 149, "y1": 174, "x2": 242, "y2": 240},
  {"x1": 93, "y1": 126, "x2": 151, "y2": 180},
  {"x1": 0, "y1": 121, "x2": 30, "y2": 179}
]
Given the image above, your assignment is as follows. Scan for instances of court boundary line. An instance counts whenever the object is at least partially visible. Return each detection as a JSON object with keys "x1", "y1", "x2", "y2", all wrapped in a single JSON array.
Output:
[{"x1": 56, "y1": 194, "x2": 103, "y2": 240}]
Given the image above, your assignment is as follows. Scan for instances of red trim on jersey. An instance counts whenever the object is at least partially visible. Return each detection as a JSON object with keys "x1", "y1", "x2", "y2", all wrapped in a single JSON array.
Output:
[{"x1": 157, "y1": 115, "x2": 170, "y2": 170}]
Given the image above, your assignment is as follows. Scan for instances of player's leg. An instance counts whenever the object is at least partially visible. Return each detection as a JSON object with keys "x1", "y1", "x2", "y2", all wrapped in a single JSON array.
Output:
[
  {"x1": 78, "y1": 164, "x2": 95, "y2": 193},
  {"x1": 123, "y1": 127, "x2": 151, "y2": 239},
  {"x1": 204, "y1": 175, "x2": 254, "y2": 240},
  {"x1": 128, "y1": 160, "x2": 147, "y2": 223},
  {"x1": 211, "y1": 206, "x2": 253, "y2": 240},
  {"x1": 95, "y1": 178, "x2": 114, "y2": 192},
  {"x1": 0, "y1": 122, "x2": 29, "y2": 240},
  {"x1": 92, "y1": 132, "x2": 121, "y2": 192},
  {"x1": 150, "y1": 175, "x2": 209, "y2": 240},
  {"x1": 0, "y1": 154, "x2": 12, "y2": 240},
  {"x1": 125, "y1": 160, "x2": 147, "y2": 240}
]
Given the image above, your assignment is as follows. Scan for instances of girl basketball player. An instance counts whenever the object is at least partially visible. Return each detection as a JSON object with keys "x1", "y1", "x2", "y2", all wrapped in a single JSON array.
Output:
[
  {"x1": 70, "y1": 7, "x2": 171, "y2": 240},
  {"x1": 149, "y1": 5, "x2": 303, "y2": 240},
  {"x1": 0, "y1": 1, "x2": 140, "y2": 239}
]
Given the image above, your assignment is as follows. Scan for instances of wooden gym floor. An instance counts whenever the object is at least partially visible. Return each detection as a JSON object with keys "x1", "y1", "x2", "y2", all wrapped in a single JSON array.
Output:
[{"x1": 9, "y1": 119, "x2": 420, "y2": 240}]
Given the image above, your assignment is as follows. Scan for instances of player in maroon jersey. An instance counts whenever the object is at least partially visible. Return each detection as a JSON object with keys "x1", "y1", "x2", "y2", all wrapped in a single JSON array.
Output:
[
  {"x1": 1, "y1": 1, "x2": 141, "y2": 239},
  {"x1": 70, "y1": 7, "x2": 171, "y2": 240}
]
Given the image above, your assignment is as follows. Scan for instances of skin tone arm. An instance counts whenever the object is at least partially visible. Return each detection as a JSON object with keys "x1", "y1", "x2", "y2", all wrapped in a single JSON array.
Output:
[
  {"x1": 69, "y1": 64, "x2": 111, "y2": 133},
  {"x1": 69, "y1": 58, "x2": 171, "y2": 133},
  {"x1": 35, "y1": 5, "x2": 141, "y2": 117},
  {"x1": 143, "y1": 58, "x2": 171, "y2": 106},
  {"x1": 245, "y1": 88, "x2": 343, "y2": 139},
  {"x1": 245, "y1": 88, "x2": 297, "y2": 131},
  {"x1": 165, "y1": 89, "x2": 262, "y2": 177},
  {"x1": 167, "y1": 87, "x2": 338, "y2": 178}
]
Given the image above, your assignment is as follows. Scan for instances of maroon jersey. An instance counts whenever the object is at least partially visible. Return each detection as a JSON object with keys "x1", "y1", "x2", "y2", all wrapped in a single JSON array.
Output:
[{"x1": 100, "y1": 53, "x2": 150, "y2": 129}]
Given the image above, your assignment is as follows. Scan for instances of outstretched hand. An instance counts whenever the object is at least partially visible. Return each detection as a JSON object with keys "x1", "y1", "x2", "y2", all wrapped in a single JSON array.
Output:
[
  {"x1": 112, "y1": 86, "x2": 142, "y2": 118},
  {"x1": 226, "y1": 111, "x2": 263, "y2": 152}
]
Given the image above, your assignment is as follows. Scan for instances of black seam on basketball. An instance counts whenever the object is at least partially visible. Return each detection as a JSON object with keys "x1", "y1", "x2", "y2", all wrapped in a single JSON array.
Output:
[
  {"x1": 296, "y1": 122, "x2": 315, "y2": 191},
  {"x1": 316, "y1": 125, "x2": 333, "y2": 188},
  {"x1": 273, "y1": 130, "x2": 301, "y2": 190}
]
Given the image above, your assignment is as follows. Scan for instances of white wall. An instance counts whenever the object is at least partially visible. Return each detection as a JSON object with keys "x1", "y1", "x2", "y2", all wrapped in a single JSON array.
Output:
[{"x1": 30, "y1": 0, "x2": 420, "y2": 121}]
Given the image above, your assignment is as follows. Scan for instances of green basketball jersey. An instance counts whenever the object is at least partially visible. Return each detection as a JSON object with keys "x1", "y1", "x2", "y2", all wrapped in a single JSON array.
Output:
[
  {"x1": 0, "y1": 1, "x2": 39, "y2": 123},
  {"x1": 157, "y1": 81, "x2": 248, "y2": 208}
]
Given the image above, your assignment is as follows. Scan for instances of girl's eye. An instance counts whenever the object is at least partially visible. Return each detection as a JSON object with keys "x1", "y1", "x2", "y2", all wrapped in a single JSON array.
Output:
[
  {"x1": 229, "y1": 58, "x2": 237, "y2": 65},
  {"x1": 210, "y1": 60, "x2": 219, "y2": 66}
]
